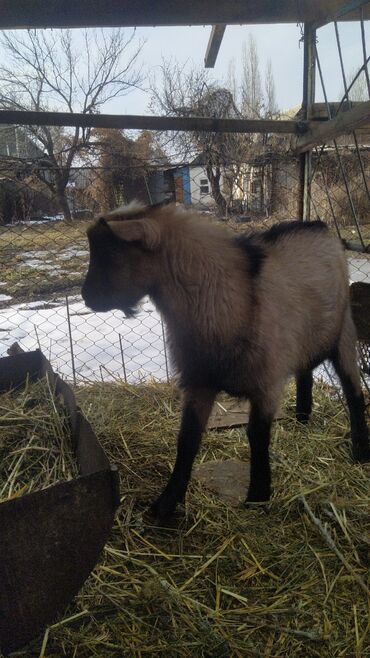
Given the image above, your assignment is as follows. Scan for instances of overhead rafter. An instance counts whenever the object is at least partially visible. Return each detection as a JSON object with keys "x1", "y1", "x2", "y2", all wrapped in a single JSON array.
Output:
[
  {"x1": 294, "y1": 100, "x2": 370, "y2": 153},
  {"x1": 0, "y1": 0, "x2": 368, "y2": 29},
  {"x1": 313, "y1": 0, "x2": 370, "y2": 28},
  {"x1": 204, "y1": 25, "x2": 226, "y2": 68},
  {"x1": 0, "y1": 110, "x2": 308, "y2": 134},
  {"x1": 309, "y1": 101, "x2": 370, "y2": 131}
]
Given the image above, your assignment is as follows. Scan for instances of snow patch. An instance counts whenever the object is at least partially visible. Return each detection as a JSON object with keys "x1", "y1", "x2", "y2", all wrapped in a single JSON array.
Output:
[{"x1": 0, "y1": 296, "x2": 168, "y2": 383}]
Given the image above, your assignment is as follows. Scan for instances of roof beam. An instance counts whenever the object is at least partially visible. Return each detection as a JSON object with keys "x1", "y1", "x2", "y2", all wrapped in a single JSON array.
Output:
[
  {"x1": 294, "y1": 100, "x2": 370, "y2": 153},
  {"x1": 0, "y1": 110, "x2": 308, "y2": 134},
  {"x1": 310, "y1": 101, "x2": 370, "y2": 131},
  {"x1": 204, "y1": 25, "x2": 226, "y2": 68},
  {"x1": 0, "y1": 1, "x2": 368, "y2": 29},
  {"x1": 313, "y1": 0, "x2": 370, "y2": 28}
]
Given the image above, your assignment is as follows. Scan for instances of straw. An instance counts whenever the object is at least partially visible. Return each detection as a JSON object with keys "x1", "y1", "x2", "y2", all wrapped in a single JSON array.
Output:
[{"x1": 3, "y1": 378, "x2": 369, "y2": 657}]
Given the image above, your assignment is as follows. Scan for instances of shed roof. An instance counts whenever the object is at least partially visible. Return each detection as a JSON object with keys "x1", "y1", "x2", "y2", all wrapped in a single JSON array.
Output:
[{"x1": 0, "y1": 1, "x2": 368, "y2": 29}]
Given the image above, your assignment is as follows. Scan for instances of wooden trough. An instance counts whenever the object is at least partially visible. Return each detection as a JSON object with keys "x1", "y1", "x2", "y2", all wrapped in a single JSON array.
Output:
[{"x1": 0, "y1": 349, "x2": 120, "y2": 655}]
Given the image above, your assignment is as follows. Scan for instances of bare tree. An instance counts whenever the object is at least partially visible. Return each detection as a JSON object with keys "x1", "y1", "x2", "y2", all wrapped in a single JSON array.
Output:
[
  {"x1": 265, "y1": 59, "x2": 278, "y2": 119},
  {"x1": 151, "y1": 60, "x2": 254, "y2": 215},
  {"x1": 84, "y1": 128, "x2": 168, "y2": 211},
  {"x1": 0, "y1": 29, "x2": 144, "y2": 221},
  {"x1": 241, "y1": 35, "x2": 263, "y2": 119},
  {"x1": 348, "y1": 70, "x2": 369, "y2": 102},
  {"x1": 151, "y1": 39, "x2": 278, "y2": 216}
]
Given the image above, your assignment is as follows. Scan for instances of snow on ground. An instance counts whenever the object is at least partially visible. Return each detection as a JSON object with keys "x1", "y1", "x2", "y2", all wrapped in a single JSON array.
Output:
[
  {"x1": 20, "y1": 259, "x2": 60, "y2": 272},
  {"x1": 57, "y1": 247, "x2": 89, "y2": 260},
  {"x1": 0, "y1": 296, "x2": 169, "y2": 383},
  {"x1": 1, "y1": 254, "x2": 369, "y2": 386},
  {"x1": 348, "y1": 257, "x2": 370, "y2": 283},
  {"x1": 16, "y1": 214, "x2": 65, "y2": 225}
]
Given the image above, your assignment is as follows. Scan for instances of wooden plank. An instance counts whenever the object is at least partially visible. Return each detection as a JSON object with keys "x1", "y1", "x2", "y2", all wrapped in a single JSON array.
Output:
[
  {"x1": 208, "y1": 399, "x2": 284, "y2": 430},
  {"x1": 0, "y1": 0, "x2": 368, "y2": 30},
  {"x1": 0, "y1": 109, "x2": 306, "y2": 134},
  {"x1": 294, "y1": 100, "x2": 370, "y2": 153},
  {"x1": 310, "y1": 102, "x2": 370, "y2": 133},
  {"x1": 314, "y1": 0, "x2": 370, "y2": 28},
  {"x1": 193, "y1": 459, "x2": 250, "y2": 506},
  {"x1": 350, "y1": 281, "x2": 370, "y2": 342},
  {"x1": 310, "y1": 101, "x2": 359, "y2": 119},
  {"x1": 204, "y1": 25, "x2": 226, "y2": 68}
]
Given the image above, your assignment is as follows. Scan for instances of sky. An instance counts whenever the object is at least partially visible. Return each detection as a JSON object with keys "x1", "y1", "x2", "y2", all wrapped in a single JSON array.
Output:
[
  {"x1": 0, "y1": 19, "x2": 367, "y2": 117},
  {"x1": 108, "y1": 20, "x2": 369, "y2": 116}
]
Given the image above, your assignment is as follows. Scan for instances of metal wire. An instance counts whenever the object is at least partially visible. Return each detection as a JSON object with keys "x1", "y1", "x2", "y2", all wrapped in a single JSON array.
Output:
[{"x1": 313, "y1": 39, "x2": 366, "y2": 249}]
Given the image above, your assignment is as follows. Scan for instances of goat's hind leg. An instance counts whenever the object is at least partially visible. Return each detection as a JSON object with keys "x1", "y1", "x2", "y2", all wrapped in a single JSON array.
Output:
[
  {"x1": 150, "y1": 388, "x2": 216, "y2": 519},
  {"x1": 296, "y1": 370, "x2": 313, "y2": 423},
  {"x1": 332, "y1": 312, "x2": 369, "y2": 462}
]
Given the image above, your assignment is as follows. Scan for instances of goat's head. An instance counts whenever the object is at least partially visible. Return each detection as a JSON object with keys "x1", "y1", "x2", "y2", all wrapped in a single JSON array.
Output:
[{"x1": 82, "y1": 211, "x2": 161, "y2": 317}]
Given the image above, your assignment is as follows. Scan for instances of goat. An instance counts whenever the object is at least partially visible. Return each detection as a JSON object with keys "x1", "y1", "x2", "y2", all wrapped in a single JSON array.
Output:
[{"x1": 82, "y1": 202, "x2": 369, "y2": 518}]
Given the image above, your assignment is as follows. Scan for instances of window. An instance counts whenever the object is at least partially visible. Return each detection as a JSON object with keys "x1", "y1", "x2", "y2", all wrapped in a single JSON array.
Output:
[
  {"x1": 251, "y1": 179, "x2": 261, "y2": 194},
  {"x1": 199, "y1": 178, "x2": 209, "y2": 195}
]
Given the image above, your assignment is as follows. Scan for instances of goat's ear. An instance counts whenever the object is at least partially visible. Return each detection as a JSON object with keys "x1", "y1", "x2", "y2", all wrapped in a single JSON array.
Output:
[{"x1": 107, "y1": 219, "x2": 160, "y2": 251}]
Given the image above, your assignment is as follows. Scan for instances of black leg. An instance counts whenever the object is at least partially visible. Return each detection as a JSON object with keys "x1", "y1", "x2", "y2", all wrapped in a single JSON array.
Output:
[
  {"x1": 150, "y1": 388, "x2": 215, "y2": 518},
  {"x1": 246, "y1": 404, "x2": 273, "y2": 503},
  {"x1": 332, "y1": 352, "x2": 369, "y2": 463},
  {"x1": 296, "y1": 370, "x2": 313, "y2": 423}
]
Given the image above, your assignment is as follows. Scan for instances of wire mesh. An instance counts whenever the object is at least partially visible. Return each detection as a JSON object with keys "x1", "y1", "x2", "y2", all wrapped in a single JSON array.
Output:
[
  {"x1": 0, "y1": 136, "x2": 303, "y2": 383},
  {"x1": 0, "y1": 13, "x2": 369, "y2": 390}
]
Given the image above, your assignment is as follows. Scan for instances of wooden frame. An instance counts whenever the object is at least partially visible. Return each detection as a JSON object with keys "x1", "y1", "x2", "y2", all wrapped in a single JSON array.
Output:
[{"x1": 0, "y1": 0, "x2": 368, "y2": 29}]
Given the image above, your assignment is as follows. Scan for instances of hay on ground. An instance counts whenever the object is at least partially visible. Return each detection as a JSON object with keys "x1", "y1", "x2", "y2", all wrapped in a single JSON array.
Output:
[
  {"x1": 3, "y1": 379, "x2": 369, "y2": 657},
  {"x1": 0, "y1": 376, "x2": 77, "y2": 501}
]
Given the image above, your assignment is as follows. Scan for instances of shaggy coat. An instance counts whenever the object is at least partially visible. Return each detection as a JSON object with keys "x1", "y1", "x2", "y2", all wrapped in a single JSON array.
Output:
[{"x1": 82, "y1": 202, "x2": 369, "y2": 518}]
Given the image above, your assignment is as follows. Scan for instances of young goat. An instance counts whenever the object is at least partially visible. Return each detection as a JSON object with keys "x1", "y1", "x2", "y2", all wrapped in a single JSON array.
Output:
[{"x1": 82, "y1": 202, "x2": 369, "y2": 518}]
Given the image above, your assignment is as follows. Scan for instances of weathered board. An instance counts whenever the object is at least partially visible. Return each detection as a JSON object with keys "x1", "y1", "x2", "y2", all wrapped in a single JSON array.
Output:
[
  {"x1": 208, "y1": 398, "x2": 285, "y2": 430},
  {"x1": 350, "y1": 281, "x2": 370, "y2": 342},
  {"x1": 0, "y1": 348, "x2": 119, "y2": 655}
]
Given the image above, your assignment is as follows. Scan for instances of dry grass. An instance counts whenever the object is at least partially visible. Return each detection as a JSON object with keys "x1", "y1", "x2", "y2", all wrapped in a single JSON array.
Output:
[
  {"x1": 0, "y1": 220, "x2": 89, "y2": 303},
  {"x1": 3, "y1": 379, "x2": 368, "y2": 657},
  {"x1": 0, "y1": 376, "x2": 77, "y2": 500}
]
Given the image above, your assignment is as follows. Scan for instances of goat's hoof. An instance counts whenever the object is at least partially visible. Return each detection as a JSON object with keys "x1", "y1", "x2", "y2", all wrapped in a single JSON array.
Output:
[
  {"x1": 352, "y1": 445, "x2": 370, "y2": 463},
  {"x1": 245, "y1": 489, "x2": 271, "y2": 505},
  {"x1": 150, "y1": 493, "x2": 178, "y2": 519},
  {"x1": 296, "y1": 413, "x2": 310, "y2": 424}
]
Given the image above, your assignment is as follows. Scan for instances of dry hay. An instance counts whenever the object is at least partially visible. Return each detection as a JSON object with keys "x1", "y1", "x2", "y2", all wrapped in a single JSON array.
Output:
[
  {"x1": 4, "y1": 380, "x2": 370, "y2": 658},
  {"x1": 0, "y1": 376, "x2": 77, "y2": 501}
]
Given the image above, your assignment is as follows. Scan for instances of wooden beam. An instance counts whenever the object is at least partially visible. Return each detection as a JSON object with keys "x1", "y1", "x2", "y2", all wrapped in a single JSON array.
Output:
[
  {"x1": 294, "y1": 100, "x2": 370, "y2": 153},
  {"x1": 204, "y1": 25, "x2": 226, "y2": 68},
  {"x1": 350, "y1": 282, "x2": 370, "y2": 342},
  {"x1": 309, "y1": 101, "x2": 370, "y2": 132},
  {"x1": 0, "y1": 110, "x2": 308, "y2": 134},
  {"x1": 0, "y1": 0, "x2": 368, "y2": 29},
  {"x1": 310, "y1": 101, "x2": 360, "y2": 119},
  {"x1": 314, "y1": 0, "x2": 370, "y2": 28},
  {"x1": 299, "y1": 23, "x2": 316, "y2": 222}
]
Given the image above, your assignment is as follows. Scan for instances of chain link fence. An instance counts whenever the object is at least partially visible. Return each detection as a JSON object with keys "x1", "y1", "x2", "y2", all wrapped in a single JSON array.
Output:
[
  {"x1": 0, "y1": 143, "x2": 304, "y2": 383},
  {"x1": 0, "y1": 136, "x2": 369, "y2": 385},
  {"x1": 0, "y1": 17, "x2": 369, "y2": 388}
]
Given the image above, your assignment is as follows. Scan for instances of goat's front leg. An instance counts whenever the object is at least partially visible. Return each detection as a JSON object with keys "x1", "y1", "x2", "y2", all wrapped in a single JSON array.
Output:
[
  {"x1": 246, "y1": 402, "x2": 273, "y2": 503},
  {"x1": 150, "y1": 388, "x2": 216, "y2": 519}
]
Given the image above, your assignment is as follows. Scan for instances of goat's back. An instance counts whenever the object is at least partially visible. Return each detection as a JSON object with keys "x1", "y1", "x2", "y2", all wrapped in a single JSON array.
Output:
[{"x1": 249, "y1": 221, "x2": 349, "y2": 377}]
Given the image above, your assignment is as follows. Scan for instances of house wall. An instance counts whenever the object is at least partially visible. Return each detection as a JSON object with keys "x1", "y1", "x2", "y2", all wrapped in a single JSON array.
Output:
[
  {"x1": 173, "y1": 166, "x2": 191, "y2": 205},
  {"x1": 189, "y1": 166, "x2": 216, "y2": 208},
  {"x1": 271, "y1": 159, "x2": 300, "y2": 218}
]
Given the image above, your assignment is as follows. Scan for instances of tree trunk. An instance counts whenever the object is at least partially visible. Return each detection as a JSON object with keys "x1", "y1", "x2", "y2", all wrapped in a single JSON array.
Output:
[
  {"x1": 56, "y1": 188, "x2": 72, "y2": 223},
  {"x1": 206, "y1": 164, "x2": 227, "y2": 217}
]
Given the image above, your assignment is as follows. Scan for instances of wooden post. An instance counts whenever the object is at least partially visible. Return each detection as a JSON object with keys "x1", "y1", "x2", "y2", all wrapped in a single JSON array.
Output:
[{"x1": 299, "y1": 23, "x2": 316, "y2": 221}]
